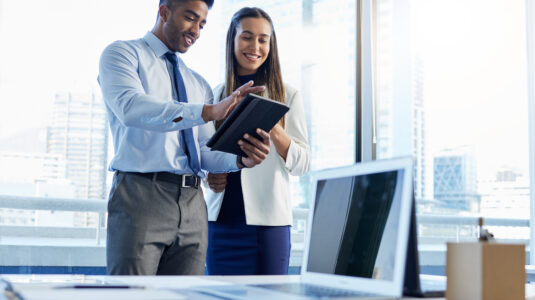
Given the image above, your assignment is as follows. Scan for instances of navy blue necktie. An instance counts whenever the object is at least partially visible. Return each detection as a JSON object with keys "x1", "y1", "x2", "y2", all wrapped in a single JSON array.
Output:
[{"x1": 165, "y1": 52, "x2": 201, "y2": 175}]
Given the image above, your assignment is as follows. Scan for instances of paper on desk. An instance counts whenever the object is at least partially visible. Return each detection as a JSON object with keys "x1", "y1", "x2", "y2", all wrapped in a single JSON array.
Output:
[
  {"x1": 17, "y1": 289, "x2": 186, "y2": 300},
  {"x1": 2, "y1": 274, "x2": 101, "y2": 285},
  {"x1": 99, "y1": 276, "x2": 231, "y2": 289},
  {"x1": 2, "y1": 274, "x2": 107, "y2": 291}
]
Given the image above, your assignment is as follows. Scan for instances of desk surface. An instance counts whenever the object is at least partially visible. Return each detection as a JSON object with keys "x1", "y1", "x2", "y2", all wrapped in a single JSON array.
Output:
[
  {"x1": 0, "y1": 274, "x2": 433, "y2": 300},
  {"x1": 1, "y1": 274, "x2": 533, "y2": 300}
]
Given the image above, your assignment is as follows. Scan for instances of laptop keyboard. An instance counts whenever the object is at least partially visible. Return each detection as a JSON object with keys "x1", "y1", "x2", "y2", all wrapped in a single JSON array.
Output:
[{"x1": 253, "y1": 283, "x2": 378, "y2": 298}]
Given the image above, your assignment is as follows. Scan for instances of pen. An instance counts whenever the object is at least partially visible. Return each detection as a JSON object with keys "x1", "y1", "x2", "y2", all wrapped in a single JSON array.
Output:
[{"x1": 54, "y1": 284, "x2": 145, "y2": 289}]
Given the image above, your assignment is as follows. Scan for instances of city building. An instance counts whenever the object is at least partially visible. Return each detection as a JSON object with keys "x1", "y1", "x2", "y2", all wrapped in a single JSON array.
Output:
[
  {"x1": 374, "y1": 0, "x2": 432, "y2": 209},
  {"x1": 0, "y1": 152, "x2": 76, "y2": 226},
  {"x1": 433, "y1": 146, "x2": 480, "y2": 214},
  {"x1": 480, "y1": 168, "x2": 530, "y2": 217},
  {"x1": 478, "y1": 167, "x2": 529, "y2": 241},
  {"x1": 46, "y1": 91, "x2": 108, "y2": 200},
  {"x1": 412, "y1": 57, "x2": 433, "y2": 204}
]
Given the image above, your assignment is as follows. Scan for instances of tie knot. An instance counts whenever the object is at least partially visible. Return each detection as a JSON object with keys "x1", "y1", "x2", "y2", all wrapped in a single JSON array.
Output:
[{"x1": 165, "y1": 52, "x2": 178, "y2": 65}]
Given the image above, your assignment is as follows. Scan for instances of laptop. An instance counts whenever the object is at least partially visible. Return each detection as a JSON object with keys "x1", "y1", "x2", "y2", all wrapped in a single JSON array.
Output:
[{"x1": 193, "y1": 157, "x2": 415, "y2": 299}]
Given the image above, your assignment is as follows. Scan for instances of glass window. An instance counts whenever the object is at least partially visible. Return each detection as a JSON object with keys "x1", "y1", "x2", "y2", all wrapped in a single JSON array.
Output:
[
  {"x1": 374, "y1": 0, "x2": 530, "y2": 273},
  {"x1": 183, "y1": 0, "x2": 357, "y2": 208},
  {"x1": 0, "y1": 0, "x2": 356, "y2": 273}
]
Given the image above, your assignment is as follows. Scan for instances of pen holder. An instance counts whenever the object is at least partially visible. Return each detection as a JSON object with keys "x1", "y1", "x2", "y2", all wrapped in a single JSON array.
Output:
[{"x1": 446, "y1": 242, "x2": 525, "y2": 300}]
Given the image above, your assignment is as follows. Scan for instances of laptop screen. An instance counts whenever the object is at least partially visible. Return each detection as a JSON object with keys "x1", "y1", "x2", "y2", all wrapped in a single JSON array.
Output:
[{"x1": 306, "y1": 168, "x2": 405, "y2": 282}]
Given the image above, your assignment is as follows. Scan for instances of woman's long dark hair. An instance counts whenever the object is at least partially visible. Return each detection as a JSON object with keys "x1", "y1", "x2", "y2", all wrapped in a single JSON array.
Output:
[{"x1": 220, "y1": 7, "x2": 286, "y2": 128}]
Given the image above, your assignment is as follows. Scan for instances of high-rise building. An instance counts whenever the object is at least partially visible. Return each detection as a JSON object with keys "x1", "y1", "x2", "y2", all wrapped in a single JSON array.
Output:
[
  {"x1": 374, "y1": 0, "x2": 395, "y2": 159},
  {"x1": 412, "y1": 56, "x2": 433, "y2": 204},
  {"x1": 375, "y1": 0, "x2": 432, "y2": 208},
  {"x1": 46, "y1": 91, "x2": 108, "y2": 200},
  {"x1": 479, "y1": 167, "x2": 529, "y2": 219},
  {"x1": 0, "y1": 152, "x2": 65, "y2": 183},
  {"x1": 0, "y1": 0, "x2": 4, "y2": 88},
  {"x1": 433, "y1": 146, "x2": 480, "y2": 213},
  {"x1": 303, "y1": 0, "x2": 356, "y2": 171}
]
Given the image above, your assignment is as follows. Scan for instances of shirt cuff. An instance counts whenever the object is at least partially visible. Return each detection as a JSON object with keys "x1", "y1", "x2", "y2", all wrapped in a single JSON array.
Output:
[
  {"x1": 284, "y1": 140, "x2": 296, "y2": 170},
  {"x1": 226, "y1": 154, "x2": 240, "y2": 172},
  {"x1": 180, "y1": 103, "x2": 205, "y2": 127},
  {"x1": 215, "y1": 154, "x2": 240, "y2": 173}
]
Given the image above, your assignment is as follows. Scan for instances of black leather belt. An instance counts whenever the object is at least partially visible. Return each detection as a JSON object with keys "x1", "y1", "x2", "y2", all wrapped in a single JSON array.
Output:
[{"x1": 129, "y1": 172, "x2": 200, "y2": 189}]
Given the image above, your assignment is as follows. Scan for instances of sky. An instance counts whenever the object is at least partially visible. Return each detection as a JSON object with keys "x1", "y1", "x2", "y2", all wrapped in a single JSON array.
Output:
[
  {"x1": 0, "y1": 0, "x2": 153, "y2": 138},
  {"x1": 411, "y1": 0, "x2": 530, "y2": 179},
  {"x1": 0, "y1": 0, "x2": 225, "y2": 140},
  {"x1": 0, "y1": 0, "x2": 532, "y2": 180}
]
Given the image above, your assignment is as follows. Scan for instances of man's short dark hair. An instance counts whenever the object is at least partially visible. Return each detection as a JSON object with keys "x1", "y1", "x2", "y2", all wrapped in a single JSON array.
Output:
[{"x1": 159, "y1": 0, "x2": 214, "y2": 10}]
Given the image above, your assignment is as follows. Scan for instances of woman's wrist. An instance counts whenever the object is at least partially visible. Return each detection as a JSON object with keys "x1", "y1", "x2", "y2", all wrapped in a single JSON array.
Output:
[
  {"x1": 270, "y1": 125, "x2": 291, "y2": 161},
  {"x1": 237, "y1": 155, "x2": 248, "y2": 169}
]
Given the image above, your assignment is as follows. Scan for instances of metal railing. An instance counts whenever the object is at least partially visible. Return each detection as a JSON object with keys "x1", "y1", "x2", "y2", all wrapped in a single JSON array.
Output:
[
  {"x1": 0, "y1": 195, "x2": 107, "y2": 245},
  {"x1": 0, "y1": 195, "x2": 530, "y2": 268}
]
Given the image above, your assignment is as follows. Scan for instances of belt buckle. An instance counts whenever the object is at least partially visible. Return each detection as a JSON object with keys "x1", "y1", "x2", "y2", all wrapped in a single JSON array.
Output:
[
  {"x1": 181, "y1": 175, "x2": 198, "y2": 188},
  {"x1": 181, "y1": 175, "x2": 187, "y2": 188}
]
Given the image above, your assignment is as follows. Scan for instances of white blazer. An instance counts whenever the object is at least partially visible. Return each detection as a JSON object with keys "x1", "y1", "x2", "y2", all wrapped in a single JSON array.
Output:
[{"x1": 203, "y1": 83, "x2": 310, "y2": 226}]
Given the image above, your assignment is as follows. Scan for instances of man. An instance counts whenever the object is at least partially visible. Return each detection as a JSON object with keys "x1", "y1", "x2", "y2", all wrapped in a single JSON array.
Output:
[{"x1": 98, "y1": 0, "x2": 271, "y2": 275}]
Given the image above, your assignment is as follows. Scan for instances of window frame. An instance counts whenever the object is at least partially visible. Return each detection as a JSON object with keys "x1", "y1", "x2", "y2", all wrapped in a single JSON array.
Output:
[
  {"x1": 357, "y1": 0, "x2": 374, "y2": 163},
  {"x1": 365, "y1": 0, "x2": 535, "y2": 266},
  {"x1": 526, "y1": 0, "x2": 535, "y2": 265}
]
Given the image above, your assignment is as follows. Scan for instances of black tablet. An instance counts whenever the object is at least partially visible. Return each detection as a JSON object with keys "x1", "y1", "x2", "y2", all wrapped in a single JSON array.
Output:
[{"x1": 207, "y1": 93, "x2": 290, "y2": 157}]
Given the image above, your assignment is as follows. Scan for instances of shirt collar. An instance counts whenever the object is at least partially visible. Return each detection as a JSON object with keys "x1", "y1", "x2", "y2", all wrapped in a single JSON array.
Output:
[{"x1": 143, "y1": 31, "x2": 172, "y2": 58}]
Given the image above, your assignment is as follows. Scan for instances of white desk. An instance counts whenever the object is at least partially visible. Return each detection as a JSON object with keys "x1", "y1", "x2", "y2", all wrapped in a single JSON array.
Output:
[
  {"x1": 0, "y1": 274, "x2": 433, "y2": 300},
  {"x1": 2, "y1": 274, "x2": 534, "y2": 300}
]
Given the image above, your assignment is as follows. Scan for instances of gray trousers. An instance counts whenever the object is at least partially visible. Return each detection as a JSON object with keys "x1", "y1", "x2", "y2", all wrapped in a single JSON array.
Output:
[{"x1": 106, "y1": 171, "x2": 207, "y2": 275}]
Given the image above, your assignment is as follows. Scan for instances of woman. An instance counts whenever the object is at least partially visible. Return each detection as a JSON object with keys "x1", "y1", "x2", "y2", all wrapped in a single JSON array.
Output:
[{"x1": 203, "y1": 7, "x2": 310, "y2": 275}]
